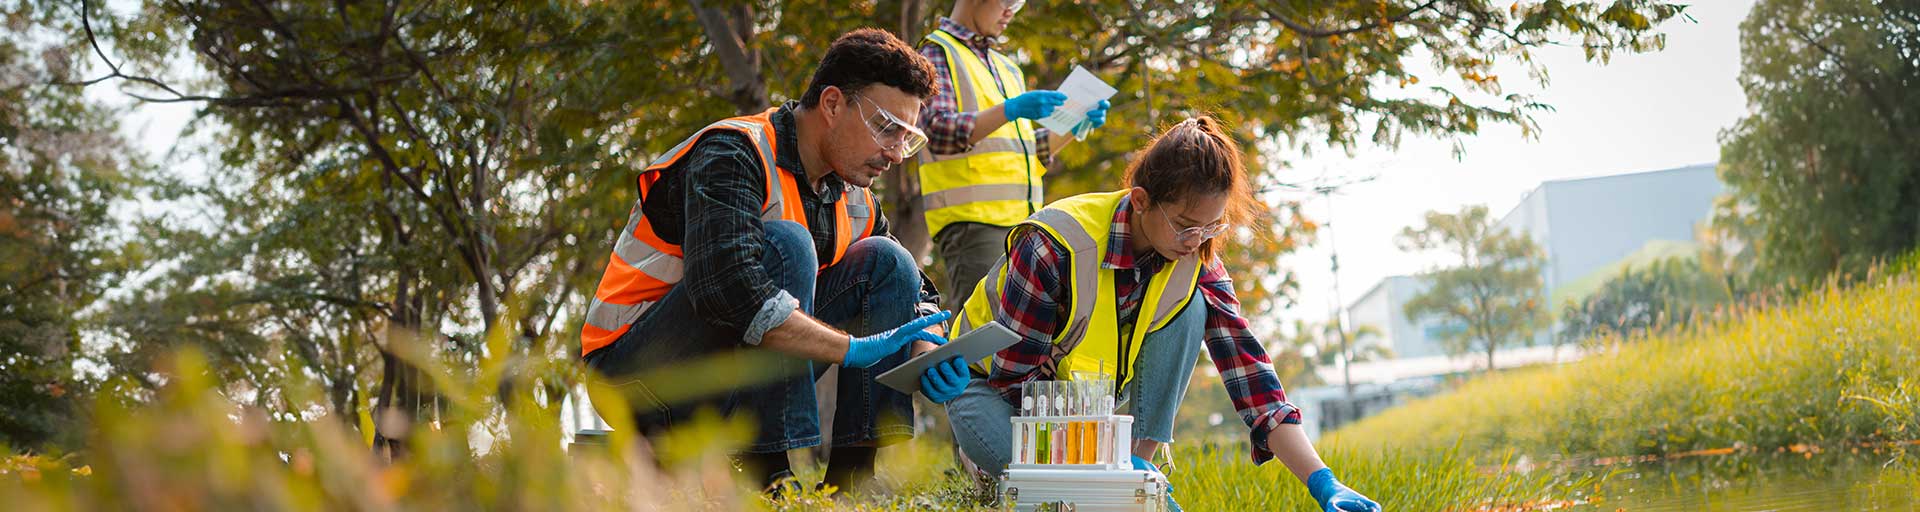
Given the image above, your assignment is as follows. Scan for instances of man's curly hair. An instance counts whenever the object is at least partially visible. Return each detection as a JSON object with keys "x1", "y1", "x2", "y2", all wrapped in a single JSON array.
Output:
[{"x1": 801, "y1": 28, "x2": 938, "y2": 107}]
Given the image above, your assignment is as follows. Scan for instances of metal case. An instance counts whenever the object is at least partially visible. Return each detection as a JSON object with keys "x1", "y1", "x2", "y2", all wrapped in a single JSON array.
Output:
[{"x1": 1000, "y1": 468, "x2": 1170, "y2": 512}]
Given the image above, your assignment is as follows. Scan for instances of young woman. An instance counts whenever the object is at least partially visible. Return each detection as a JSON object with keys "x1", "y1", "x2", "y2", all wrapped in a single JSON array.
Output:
[{"x1": 919, "y1": 117, "x2": 1380, "y2": 511}]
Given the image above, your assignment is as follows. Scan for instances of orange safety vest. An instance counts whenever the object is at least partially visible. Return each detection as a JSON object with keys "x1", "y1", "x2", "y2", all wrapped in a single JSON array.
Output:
[{"x1": 580, "y1": 109, "x2": 878, "y2": 356}]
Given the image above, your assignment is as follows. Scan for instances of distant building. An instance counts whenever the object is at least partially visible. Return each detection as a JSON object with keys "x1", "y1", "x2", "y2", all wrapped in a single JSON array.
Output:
[
  {"x1": 1345, "y1": 275, "x2": 1454, "y2": 360},
  {"x1": 1494, "y1": 163, "x2": 1723, "y2": 345},
  {"x1": 1309, "y1": 164, "x2": 1724, "y2": 437}
]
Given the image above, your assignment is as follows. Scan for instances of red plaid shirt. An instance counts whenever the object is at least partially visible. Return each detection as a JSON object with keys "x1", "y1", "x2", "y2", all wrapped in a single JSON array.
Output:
[
  {"x1": 985, "y1": 195, "x2": 1303, "y2": 464},
  {"x1": 916, "y1": 17, "x2": 1053, "y2": 159}
]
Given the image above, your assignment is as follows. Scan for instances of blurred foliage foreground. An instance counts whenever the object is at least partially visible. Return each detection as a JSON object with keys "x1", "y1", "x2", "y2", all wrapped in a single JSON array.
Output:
[{"x1": 3, "y1": 260, "x2": 1918, "y2": 510}]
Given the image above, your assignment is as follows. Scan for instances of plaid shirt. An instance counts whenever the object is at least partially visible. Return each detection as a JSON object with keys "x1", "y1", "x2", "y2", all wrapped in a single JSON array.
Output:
[
  {"x1": 644, "y1": 101, "x2": 942, "y2": 342},
  {"x1": 985, "y1": 195, "x2": 1302, "y2": 464},
  {"x1": 916, "y1": 17, "x2": 1053, "y2": 160}
]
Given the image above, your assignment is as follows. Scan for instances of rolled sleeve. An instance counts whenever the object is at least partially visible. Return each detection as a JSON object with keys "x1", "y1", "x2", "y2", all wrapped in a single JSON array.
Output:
[
  {"x1": 1246, "y1": 402, "x2": 1305, "y2": 464},
  {"x1": 743, "y1": 290, "x2": 799, "y2": 346}
]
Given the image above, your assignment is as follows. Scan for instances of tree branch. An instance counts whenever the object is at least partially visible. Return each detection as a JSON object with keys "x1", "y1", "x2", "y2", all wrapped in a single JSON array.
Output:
[{"x1": 1256, "y1": 0, "x2": 1445, "y2": 39}]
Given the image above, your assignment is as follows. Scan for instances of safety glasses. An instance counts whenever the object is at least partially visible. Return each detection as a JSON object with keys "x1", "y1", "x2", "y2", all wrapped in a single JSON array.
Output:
[
  {"x1": 1158, "y1": 208, "x2": 1230, "y2": 243},
  {"x1": 850, "y1": 94, "x2": 929, "y2": 159}
]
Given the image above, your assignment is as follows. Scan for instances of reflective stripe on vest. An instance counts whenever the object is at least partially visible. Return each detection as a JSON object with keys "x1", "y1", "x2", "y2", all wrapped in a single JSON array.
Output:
[
  {"x1": 911, "y1": 29, "x2": 1046, "y2": 236},
  {"x1": 582, "y1": 110, "x2": 876, "y2": 356},
  {"x1": 953, "y1": 190, "x2": 1203, "y2": 390}
]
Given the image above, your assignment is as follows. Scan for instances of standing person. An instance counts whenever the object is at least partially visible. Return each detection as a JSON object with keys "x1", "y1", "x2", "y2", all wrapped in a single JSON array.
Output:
[
  {"x1": 924, "y1": 117, "x2": 1382, "y2": 511},
  {"x1": 913, "y1": 0, "x2": 1112, "y2": 311},
  {"x1": 579, "y1": 28, "x2": 960, "y2": 494}
]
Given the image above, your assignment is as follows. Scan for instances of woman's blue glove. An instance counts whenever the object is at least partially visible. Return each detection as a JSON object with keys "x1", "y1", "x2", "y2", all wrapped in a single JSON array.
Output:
[
  {"x1": 844, "y1": 311, "x2": 950, "y2": 368},
  {"x1": 1307, "y1": 468, "x2": 1380, "y2": 512},
  {"x1": 1003, "y1": 90, "x2": 1068, "y2": 120},
  {"x1": 919, "y1": 356, "x2": 968, "y2": 403}
]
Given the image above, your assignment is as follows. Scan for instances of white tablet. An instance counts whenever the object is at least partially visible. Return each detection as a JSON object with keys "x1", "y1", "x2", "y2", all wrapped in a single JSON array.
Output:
[{"x1": 874, "y1": 321, "x2": 1022, "y2": 395}]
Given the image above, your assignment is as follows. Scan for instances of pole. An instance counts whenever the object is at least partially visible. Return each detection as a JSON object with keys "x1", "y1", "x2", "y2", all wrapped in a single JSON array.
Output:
[{"x1": 1321, "y1": 190, "x2": 1355, "y2": 400}]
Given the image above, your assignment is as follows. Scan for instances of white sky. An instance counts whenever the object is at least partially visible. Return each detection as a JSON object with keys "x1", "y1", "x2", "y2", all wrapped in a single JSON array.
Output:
[{"x1": 1272, "y1": 1, "x2": 1756, "y2": 329}]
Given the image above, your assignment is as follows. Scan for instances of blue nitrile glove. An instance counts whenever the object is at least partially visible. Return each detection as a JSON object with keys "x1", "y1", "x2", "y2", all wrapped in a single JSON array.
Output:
[
  {"x1": 919, "y1": 356, "x2": 968, "y2": 404},
  {"x1": 1069, "y1": 99, "x2": 1111, "y2": 140},
  {"x1": 1084, "y1": 99, "x2": 1110, "y2": 129},
  {"x1": 844, "y1": 311, "x2": 951, "y2": 368},
  {"x1": 1003, "y1": 90, "x2": 1068, "y2": 120},
  {"x1": 1307, "y1": 468, "x2": 1380, "y2": 512},
  {"x1": 1132, "y1": 455, "x2": 1183, "y2": 512}
]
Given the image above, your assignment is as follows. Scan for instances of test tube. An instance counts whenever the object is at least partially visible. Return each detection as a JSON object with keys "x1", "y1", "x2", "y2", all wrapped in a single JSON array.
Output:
[
  {"x1": 1065, "y1": 380, "x2": 1082, "y2": 464},
  {"x1": 1080, "y1": 381, "x2": 1098, "y2": 463},
  {"x1": 1078, "y1": 380, "x2": 1095, "y2": 464},
  {"x1": 1019, "y1": 387, "x2": 1034, "y2": 465},
  {"x1": 1051, "y1": 381, "x2": 1066, "y2": 464},
  {"x1": 1034, "y1": 381, "x2": 1051, "y2": 464},
  {"x1": 1099, "y1": 392, "x2": 1116, "y2": 465}
]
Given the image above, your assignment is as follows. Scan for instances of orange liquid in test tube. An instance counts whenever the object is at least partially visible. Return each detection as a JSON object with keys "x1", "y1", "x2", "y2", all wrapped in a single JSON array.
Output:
[
  {"x1": 1065, "y1": 425, "x2": 1079, "y2": 464},
  {"x1": 1081, "y1": 422, "x2": 1097, "y2": 462}
]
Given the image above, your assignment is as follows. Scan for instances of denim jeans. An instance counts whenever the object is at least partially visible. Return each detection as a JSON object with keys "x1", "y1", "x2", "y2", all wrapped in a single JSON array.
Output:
[
  {"x1": 585, "y1": 220, "x2": 920, "y2": 453},
  {"x1": 943, "y1": 287, "x2": 1207, "y2": 474}
]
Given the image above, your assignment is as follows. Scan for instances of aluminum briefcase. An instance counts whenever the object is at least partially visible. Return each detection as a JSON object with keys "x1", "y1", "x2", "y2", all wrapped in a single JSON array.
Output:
[{"x1": 1000, "y1": 468, "x2": 1171, "y2": 512}]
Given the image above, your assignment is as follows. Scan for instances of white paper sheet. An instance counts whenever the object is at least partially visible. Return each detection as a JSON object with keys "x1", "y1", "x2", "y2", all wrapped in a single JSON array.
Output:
[{"x1": 1035, "y1": 66, "x2": 1118, "y2": 139}]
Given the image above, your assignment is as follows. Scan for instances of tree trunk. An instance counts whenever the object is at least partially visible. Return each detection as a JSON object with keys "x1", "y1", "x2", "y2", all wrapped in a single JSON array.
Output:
[
  {"x1": 1484, "y1": 335, "x2": 1496, "y2": 373},
  {"x1": 883, "y1": 0, "x2": 934, "y2": 261},
  {"x1": 690, "y1": 0, "x2": 769, "y2": 114}
]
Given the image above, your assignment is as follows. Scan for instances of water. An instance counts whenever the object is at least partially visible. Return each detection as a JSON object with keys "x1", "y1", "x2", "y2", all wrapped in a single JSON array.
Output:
[{"x1": 1561, "y1": 449, "x2": 1919, "y2": 511}]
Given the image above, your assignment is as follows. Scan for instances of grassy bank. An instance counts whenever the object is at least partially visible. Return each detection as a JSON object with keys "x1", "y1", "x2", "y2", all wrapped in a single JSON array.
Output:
[{"x1": 1329, "y1": 266, "x2": 1920, "y2": 462}]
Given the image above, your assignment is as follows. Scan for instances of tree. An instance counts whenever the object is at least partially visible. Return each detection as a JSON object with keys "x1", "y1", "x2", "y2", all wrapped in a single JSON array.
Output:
[
  {"x1": 1396, "y1": 205, "x2": 1546, "y2": 371},
  {"x1": 0, "y1": 4, "x2": 148, "y2": 450},
  {"x1": 1558, "y1": 256, "x2": 1731, "y2": 348},
  {"x1": 1718, "y1": 0, "x2": 1920, "y2": 287},
  {"x1": 71, "y1": 0, "x2": 703, "y2": 455}
]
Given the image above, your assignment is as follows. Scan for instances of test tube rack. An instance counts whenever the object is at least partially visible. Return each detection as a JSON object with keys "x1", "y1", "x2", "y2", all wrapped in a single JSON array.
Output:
[{"x1": 1007, "y1": 414, "x2": 1134, "y2": 471}]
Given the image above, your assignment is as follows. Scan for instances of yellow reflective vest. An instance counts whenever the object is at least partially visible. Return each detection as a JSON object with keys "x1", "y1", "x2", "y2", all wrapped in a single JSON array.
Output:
[
  {"x1": 912, "y1": 28, "x2": 1047, "y2": 237},
  {"x1": 953, "y1": 190, "x2": 1203, "y2": 390}
]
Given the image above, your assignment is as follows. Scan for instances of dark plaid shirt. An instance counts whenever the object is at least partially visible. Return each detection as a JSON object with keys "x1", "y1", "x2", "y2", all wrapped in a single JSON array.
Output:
[
  {"x1": 985, "y1": 195, "x2": 1303, "y2": 464},
  {"x1": 916, "y1": 17, "x2": 1054, "y2": 159},
  {"x1": 644, "y1": 101, "x2": 941, "y2": 342}
]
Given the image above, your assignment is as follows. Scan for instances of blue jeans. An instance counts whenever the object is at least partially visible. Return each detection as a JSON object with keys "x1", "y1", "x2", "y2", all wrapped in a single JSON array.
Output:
[
  {"x1": 585, "y1": 221, "x2": 920, "y2": 453},
  {"x1": 944, "y1": 288, "x2": 1207, "y2": 473}
]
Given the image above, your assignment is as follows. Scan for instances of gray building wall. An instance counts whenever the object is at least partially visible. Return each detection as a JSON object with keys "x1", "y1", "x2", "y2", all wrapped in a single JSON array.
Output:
[
  {"x1": 1350, "y1": 163, "x2": 1724, "y2": 360},
  {"x1": 1495, "y1": 163, "x2": 1723, "y2": 345},
  {"x1": 1346, "y1": 275, "x2": 1453, "y2": 359},
  {"x1": 1497, "y1": 163, "x2": 1724, "y2": 298}
]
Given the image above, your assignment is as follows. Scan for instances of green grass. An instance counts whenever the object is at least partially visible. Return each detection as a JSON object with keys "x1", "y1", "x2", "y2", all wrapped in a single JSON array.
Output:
[
  {"x1": 1330, "y1": 265, "x2": 1920, "y2": 462},
  {"x1": 6, "y1": 260, "x2": 1915, "y2": 511},
  {"x1": 1165, "y1": 441, "x2": 1600, "y2": 511}
]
